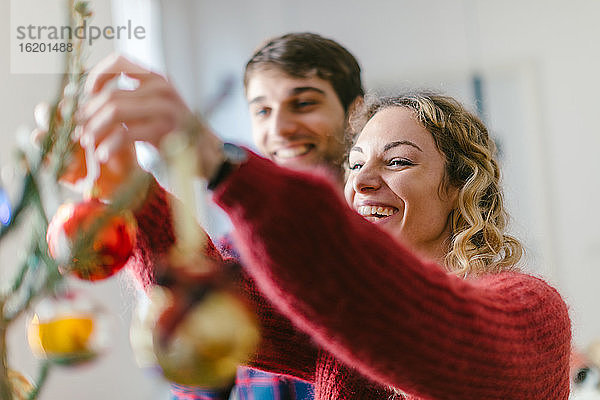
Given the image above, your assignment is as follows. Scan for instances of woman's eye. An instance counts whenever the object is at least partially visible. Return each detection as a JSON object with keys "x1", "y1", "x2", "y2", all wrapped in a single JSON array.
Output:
[
  {"x1": 348, "y1": 162, "x2": 363, "y2": 171},
  {"x1": 388, "y1": 158, "x2": 413, "y2": 167}
]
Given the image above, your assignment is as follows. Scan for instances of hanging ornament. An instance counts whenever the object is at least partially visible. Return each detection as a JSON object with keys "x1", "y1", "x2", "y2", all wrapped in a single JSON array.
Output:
[
  {"x1": 152, "y1": 286, "x2": 260, "y2": 387},
  {"x1": 46, "y1": 198, "x2": 137, "y2": 281},
  {"x1": 26, "y1": 290, "x2": 111, "y2": 366},
  {"x1": 132, "y1": 120, "x2": 262, "y2": 387},
  {"x1": 130, "y1": 249, "x2": 260, "y2": 388}
]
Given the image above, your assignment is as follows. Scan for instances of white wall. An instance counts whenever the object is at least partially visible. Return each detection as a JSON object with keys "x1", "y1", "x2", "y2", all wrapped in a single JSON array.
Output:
[{"x1": 159, "y1": 0, "x2": 600, "y2": 348}]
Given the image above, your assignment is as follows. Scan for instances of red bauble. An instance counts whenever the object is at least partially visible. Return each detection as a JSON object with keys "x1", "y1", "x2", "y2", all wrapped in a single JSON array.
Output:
[{"x1": 46, "y1": 198, "x2": 137, "y2": 281}]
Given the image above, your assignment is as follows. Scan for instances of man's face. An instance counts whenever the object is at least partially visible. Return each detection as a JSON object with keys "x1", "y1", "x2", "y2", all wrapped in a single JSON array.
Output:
[{"x1": 246, "y1": 68, "x2": 347, "y2": 171}]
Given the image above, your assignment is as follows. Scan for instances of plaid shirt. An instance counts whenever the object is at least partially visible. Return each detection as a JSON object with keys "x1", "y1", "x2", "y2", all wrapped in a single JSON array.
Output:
[{"x1": 170, "y1": 367, "x2": 314, "y2": 400}]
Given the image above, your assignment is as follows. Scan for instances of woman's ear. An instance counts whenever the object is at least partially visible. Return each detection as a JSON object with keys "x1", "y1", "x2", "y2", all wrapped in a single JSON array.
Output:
[
  {"x1": 439, "y1": 177, "x2": 460, "y2": 212},
  {"x1": 447, "y1": 184, "x2": 459, "y2": 209}
]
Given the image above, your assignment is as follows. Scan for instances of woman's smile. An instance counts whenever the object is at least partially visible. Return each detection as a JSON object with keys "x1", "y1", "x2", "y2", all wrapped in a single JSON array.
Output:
[{"x1": 356, "y1": 203, "x2": 400, "y2": 223}]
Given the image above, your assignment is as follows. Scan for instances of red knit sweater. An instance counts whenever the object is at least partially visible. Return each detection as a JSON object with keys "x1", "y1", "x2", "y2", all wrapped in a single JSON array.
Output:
[{"x1": 131, "y1": 151, "x2": 571, "y2": 400}]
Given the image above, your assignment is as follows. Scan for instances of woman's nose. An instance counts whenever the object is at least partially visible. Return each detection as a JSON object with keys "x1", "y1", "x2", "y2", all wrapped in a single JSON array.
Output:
[{"x1": 352, "y1": 163, "x2": 382, "y2": 193}]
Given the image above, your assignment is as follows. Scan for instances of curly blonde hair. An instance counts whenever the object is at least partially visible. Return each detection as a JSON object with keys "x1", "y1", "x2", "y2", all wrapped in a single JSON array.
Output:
[{"x1": 350, "y1": 92, "x2": 523, "y2": 276}]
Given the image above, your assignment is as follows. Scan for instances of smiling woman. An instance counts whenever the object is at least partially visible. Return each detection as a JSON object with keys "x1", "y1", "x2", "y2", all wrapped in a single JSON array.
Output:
[
  {"x1": 201, "y1": 91, "x2": 571, "y2": 399},
  {"x1": 129, "y1": 91, "x2": 568, "y2": 399},
  {"x1": 347, "y1": 93, "x2": 523, "y2": 275}
]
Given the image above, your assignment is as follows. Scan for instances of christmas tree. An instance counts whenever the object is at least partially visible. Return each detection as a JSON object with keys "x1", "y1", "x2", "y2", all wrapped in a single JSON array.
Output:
[
  {"x1": 1, "y1": 2, "x2": 259, "y2": 399},
  {"x1": 0, "y1": 2, "x2": 147, "y2": 398}
]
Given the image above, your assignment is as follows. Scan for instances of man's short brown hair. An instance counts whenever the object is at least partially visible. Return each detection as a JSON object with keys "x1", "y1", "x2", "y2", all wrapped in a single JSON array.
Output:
[{"x1": 244, "y1": 32, "x2": 364, "y2": 113}]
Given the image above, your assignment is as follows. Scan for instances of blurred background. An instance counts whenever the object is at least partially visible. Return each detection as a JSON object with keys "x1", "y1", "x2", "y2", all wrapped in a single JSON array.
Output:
[{"x1": 2, "y1": 0, "x2": 599, "y2": 398}]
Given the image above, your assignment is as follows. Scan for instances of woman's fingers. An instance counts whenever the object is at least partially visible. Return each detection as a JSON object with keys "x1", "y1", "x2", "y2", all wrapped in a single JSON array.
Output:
[
  {"x1": 75, "y1": 53, "x2": 226, "y2": 195},
  {"x1": 79, "y1": 55, "x2": 192, "y2": 150},
  {"x1": 84, "y1": 53, "x2": 155, "y2": 95},
  {"x1": 79, "y1": 76, "x2": 181, "y2": 121},
  {"x1": 80, "y1": 93, "x2": 186, "y2": 147}
]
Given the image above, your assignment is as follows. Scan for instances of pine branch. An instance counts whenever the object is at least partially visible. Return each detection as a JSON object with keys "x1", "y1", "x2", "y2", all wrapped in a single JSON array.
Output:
[
  {"x1": 8, "y1": 236, "x2": 41, "y2": 296},
  {"x1": 26, "y1": 361, "x2": 51, "y2": 400}
]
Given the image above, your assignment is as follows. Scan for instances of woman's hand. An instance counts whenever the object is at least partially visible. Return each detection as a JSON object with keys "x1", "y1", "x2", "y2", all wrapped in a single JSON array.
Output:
[
  {"x1": 79, "y1": 54, "x2": 192, "y2": 150},
  {"x1": 78, "y1": 54, "x2": 225, "y2": 186}
]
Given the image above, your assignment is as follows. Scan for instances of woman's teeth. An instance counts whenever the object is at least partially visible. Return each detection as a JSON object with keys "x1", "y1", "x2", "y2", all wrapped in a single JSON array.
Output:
[
  {"x1": 357, "y1": 205, "x2": 398, "y2": 218},
  {"x1": 274, "y1": 144, "x2": 313, "y2": 159}
]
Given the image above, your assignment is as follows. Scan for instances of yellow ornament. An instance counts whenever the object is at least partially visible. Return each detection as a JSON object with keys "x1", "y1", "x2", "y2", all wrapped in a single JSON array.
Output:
[
  {"x1": 26, "y1": 291, "x2": 110, "y2": 365},
  {"x1": 28, "y1": 314, "x2": 95, "y2": 362}
]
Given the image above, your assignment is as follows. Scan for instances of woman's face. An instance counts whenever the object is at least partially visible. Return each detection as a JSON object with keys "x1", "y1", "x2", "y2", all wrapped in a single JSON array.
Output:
[{"x1": 344, "y1": 107, "x2": 458, "y2": 262}]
